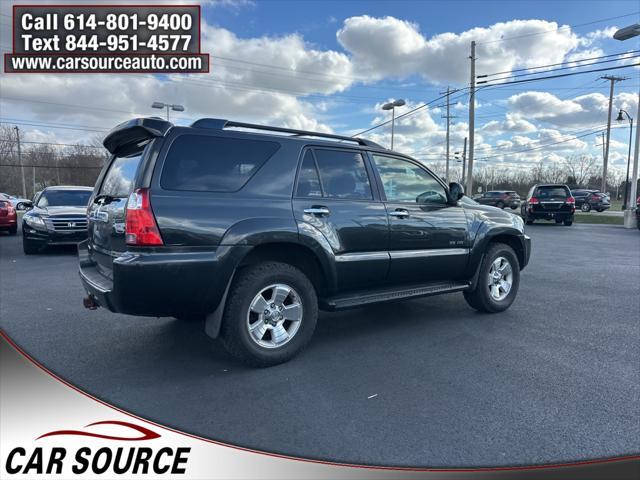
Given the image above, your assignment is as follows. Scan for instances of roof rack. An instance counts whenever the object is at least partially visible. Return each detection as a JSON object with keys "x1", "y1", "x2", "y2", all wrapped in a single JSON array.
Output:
[{"x1": 190, "y1": 118, "x2": 384, "y2": 149}]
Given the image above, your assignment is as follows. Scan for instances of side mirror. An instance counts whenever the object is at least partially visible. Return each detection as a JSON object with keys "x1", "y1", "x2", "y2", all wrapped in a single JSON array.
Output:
[{"x1": 448, "y1": 182, "x2": 464, "y2": 203}]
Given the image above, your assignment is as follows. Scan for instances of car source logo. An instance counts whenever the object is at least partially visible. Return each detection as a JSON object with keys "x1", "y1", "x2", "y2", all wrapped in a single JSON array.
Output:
[{"x1": 68, "y1": 222, "x2": 76, "y2": 228}]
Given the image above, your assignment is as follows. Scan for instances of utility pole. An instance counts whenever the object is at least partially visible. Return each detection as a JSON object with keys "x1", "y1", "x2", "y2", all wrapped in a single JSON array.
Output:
[
  {"x1": 14, "y1": 126, "x2": 26, "y2": 199},
  {"x1": 461, "y1": 136, "x2": 467, "y2": 186},
  {"x1": 467, "y1": 40, "x2": 476, "y2": 195},
  {"x1": 441, "y1": 86, "x2": 457, "y2": 182},
  {"x1": 601, "y1": 75, "x2": 626, "y2": 193}
]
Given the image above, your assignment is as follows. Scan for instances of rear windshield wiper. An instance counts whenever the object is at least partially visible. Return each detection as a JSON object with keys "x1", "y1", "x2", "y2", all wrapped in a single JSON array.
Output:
[{"x1": 93, "y1": 194, "x2": 116, "y2": 205}]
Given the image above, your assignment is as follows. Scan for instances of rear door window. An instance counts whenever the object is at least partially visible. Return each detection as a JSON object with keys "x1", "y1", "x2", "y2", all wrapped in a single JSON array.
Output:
[
  {"x1": 295, "y1": 150, "x2": 323, "y2": 198},
  {"x1": 312, "y1": 149, "x2": 373, "y2": 200},
  {"x1": 161, "y1": 135, "x2": 280, "y2": 192}
]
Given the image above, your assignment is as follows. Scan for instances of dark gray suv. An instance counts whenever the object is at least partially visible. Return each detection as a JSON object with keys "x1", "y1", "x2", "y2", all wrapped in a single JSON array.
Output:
[{"x1": 79, "y1": 117, "x2": 531, "y2": 366}]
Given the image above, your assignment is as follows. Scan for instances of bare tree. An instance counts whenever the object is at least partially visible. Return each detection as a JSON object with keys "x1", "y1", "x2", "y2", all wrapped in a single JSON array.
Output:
[{"x1": 563, "y1": 155, "x2": 598, "y2": 188}]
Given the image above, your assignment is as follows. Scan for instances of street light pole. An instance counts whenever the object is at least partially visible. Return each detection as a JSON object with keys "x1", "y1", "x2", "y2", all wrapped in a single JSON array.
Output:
[
  {"x1": 382, "y1": 99, "x2": 405, "y2": 151},
  {"x1": 613, "y1": 23, "x2": 640, "y2": 228},
  {"x1": 151, "y1": 101, "x2": 185, "y2": 121},
  {"x1": 616, "y1": 109, "x2": 633, "y2": 209}
]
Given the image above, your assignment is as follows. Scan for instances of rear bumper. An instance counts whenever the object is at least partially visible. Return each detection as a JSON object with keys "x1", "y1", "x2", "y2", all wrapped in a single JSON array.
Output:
[
  {"x1": 78, "y1": 240, "x2": 250, "y2": 317},
  {"x1": 0, "y1": 217, "x2": 17, "y2": 228},
  {"x1": 527, "y1": 209, "x2": 574, "y2": 221}
]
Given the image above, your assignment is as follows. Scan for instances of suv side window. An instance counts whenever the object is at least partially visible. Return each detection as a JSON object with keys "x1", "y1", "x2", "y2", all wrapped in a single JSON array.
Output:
[
  {"x1": 295, "y1": 150, "x2": 322, "y2": 198},
  {"x1": 312, "y1": 149, "x2": 373, "y2": 200},
  {"x1": 161, "y1": 135, "x2": 280, "y2": 192},
  {"x1": 372, "y1": 154, "x2": 448, "y2": 205}
]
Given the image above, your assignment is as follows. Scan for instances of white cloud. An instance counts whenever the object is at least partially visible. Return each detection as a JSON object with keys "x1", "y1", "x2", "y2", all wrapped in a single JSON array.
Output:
[
  {"x1": 337, "y1": 16, "x2": 589, "y2": 84},
  {"x1": 507, "y1": 91, "x2": 639, "y2": 129}
]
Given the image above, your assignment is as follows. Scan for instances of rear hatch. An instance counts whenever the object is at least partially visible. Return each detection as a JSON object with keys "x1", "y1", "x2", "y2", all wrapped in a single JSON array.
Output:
[
  {"x1": 532, "y1": 185, "x2": 572, "y2": 212},
  {"x1": 86, "y1": 117, "x2": 171, "y2": 277}
]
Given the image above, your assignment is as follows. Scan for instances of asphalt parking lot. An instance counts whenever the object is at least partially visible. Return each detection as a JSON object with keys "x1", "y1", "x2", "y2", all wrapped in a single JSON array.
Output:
[{"x1": 0, "y1": 222, "x2": 638, "y2": 467}]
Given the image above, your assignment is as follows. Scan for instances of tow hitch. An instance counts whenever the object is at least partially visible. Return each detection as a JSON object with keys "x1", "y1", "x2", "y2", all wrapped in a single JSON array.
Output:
[{"x1": 83, "y1": 295, "x2": 99, "y2": 310}]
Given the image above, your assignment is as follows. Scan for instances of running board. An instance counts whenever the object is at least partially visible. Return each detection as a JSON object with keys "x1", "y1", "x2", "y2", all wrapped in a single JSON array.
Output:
[{"x1": 321, "y1": 281, "x2": 470, "y2": 311}]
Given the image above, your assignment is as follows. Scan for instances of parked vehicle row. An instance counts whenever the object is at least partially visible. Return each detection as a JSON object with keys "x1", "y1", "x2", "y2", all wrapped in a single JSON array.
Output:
[
  {"x1": 474, "y1": 191, "x2": 521, "y2": 210},
  {"x1": 572, "y1": 189, "x2": 611, "y2": 212}
]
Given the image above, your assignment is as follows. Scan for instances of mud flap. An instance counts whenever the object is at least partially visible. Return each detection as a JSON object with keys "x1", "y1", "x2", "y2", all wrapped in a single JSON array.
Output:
[{"x1": 204, "y1": 272, "x2": 235, "y2": 339}]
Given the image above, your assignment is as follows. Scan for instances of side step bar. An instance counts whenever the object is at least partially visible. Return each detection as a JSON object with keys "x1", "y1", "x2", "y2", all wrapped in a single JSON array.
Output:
[{"x1": 321, "y1": 281, "x2": 470, "y2": 311}]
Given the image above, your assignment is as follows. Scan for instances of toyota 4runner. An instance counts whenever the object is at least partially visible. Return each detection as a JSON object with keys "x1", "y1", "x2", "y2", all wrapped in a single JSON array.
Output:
[{"x1": 79, "y1": 117, "x2": 531, "y2": 366}]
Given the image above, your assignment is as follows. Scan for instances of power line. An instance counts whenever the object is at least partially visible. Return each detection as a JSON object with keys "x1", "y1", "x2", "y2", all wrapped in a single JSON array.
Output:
[
  {"x1": 477, "y1": 54, "x2": 640, "y2": 84},
  {"x1": 478, "y1": 50, "x2": 640, "y2": 78},
  {"x1": 0, "y1": 163, "x2": 103, "y2": 169},
  {"x1": 0, "y1": 120, "x2": 108, "y2": 133},
  {"x1": 479, "y1": 62, "x2": 639, "y2": 88},
  {"x1": 476, "y1": 12, "x2": 640, "y2": 45},
  {"x1": 2, "y1": 139, "x2": 104, "y2": 149}
]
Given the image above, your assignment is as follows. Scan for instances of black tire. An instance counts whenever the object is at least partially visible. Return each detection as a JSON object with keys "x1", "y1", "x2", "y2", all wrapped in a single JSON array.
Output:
[
  {"x1": 464, "y1": 243, "x2": 520, "y2": 313},
  {"x1": 564, "y1": 220, "x2": 573, "y2": 226},
  {"x1": 496, "y1": 201, "x2": 505, "y2": 209},
  {"x1": 221, "y1": 262, "x2": 318, "y2": 367},
  {"x1": 22, "y1": 238, "x2": 40, "y2": 255},
  {"x1": 16, "y1": 202, "x2": 25, "y2": 210},
  {"x1": 525, "y1": 217, "x2": 534, "y2": 225},
  {"x1": 9, "y1": 225, "x2": 17, "y2": 236},
  {"x1": 510, "y1": 205, "x2": 518, "y2": 210},
  {"x1": 555, "y1": 219, "x2": 563, "y2": 224},
  {"x1": 581, "y1": 203, "x2": 591, "y2": 212},
  {"x1": 596, "y1": 208, "x2": 603, "y2": 212}
]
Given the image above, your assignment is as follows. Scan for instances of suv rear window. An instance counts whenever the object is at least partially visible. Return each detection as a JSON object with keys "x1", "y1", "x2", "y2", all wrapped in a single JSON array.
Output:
[
  {"x1": 535, "y1": 186, "x2": 569, "y2": 198},
  {"x1": 161, "y1": 135, "x2": 279, "y2": 192},
  {"x1": 100, "y1": 151, "x2": 144, "y2": 198}
]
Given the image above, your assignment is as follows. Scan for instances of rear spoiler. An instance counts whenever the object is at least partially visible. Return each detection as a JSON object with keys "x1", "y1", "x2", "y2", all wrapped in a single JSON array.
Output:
[{"x1": 103, "y1": 117, "x2": 172, "y2": 155}]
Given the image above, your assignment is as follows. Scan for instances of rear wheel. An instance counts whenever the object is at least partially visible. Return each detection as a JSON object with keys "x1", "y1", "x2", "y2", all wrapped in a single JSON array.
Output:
[
  {"x1": 564, "y1": 220, "x2": 573, "y2": 226},
  {"x1": 496, "y1": 201, "x2": 505, "y2": 209},
  {"x1": 464, "y1": 243, "x2": 520, "y2": 313},
  {"x1": 221, "y1": 262, "x2": 318, "y2": 367},
  {"x1": 555, "y1": 219, "x2": 562, "y2": 224},
  {"x1": 581, "y1": 203, "x2": 591, "y2": 212}
]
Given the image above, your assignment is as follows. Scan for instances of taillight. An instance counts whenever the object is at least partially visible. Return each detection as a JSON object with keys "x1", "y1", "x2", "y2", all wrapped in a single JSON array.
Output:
[
  {"x1": 566, "y1": 196, "x2": 575, "y2": 204},
  {"x1": 125, "y1": 188, "x2": 163, "y2": 246},
  {"x1": 7, "y1": 205, "x2": 15, "y2": 214},
  {"x1": 529, "y1": 197, "x2": 539, "y2": 204}
]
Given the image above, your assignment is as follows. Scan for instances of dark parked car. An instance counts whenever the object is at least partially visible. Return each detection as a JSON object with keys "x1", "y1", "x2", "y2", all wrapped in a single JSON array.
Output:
[
  {"x1": 22, "y1": 186, "x2": 92, "y2": 254},
  {"x1": 571, "y1": 189, "x2": 611, "y2": 212},
  {"x1": 521, "y1": 184, "x2": 575, "y2": 226},
  {"x1": 79, "y1": 117, "x2": 531, "y2": 366},
  {"x1": 475, "y1": 191, "x2": 521, "y2": 209},
  {"x1": 0, "y1": 199, "x2": 17, "y2": 235},
  {"x1": 636, "y1": 195, "x2": 640, "y2": 230}
]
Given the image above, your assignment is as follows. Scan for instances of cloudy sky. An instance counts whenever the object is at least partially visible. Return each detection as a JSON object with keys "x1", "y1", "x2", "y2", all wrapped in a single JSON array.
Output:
[{"x1": 0, "y1": 0, "x2": 639, "y2": 176}]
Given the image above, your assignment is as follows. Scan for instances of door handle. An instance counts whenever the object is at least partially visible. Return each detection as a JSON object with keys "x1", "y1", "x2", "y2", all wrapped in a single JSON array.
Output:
[
  {"x1": 304, "y1": 206, "x2": 330, "y2": 216},
  {"x1": 389, "y1": 209, "x2": 410, "y2": 218}
]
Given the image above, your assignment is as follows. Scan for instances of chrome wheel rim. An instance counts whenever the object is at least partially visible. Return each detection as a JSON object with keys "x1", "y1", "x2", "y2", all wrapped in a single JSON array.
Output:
[
  {"x1": 581, "y1": 204, "x2": 589, "y2": 212},
  {"x1": 487, "y1": 256, "x2": 513, "y2": 301},
  {"x1": 246, "y1": 283, "x2": 303, "y2": 349}
]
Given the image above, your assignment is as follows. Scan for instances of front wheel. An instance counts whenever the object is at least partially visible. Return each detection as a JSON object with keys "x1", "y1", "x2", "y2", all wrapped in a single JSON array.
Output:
[
  {"x1": 496, "y1": 201, "x2": 505, "y2": 209},
  {"x1": 221, "y1": 262, "x2": 318, "y2": 367},
  {"x1": 464, "y1": 243, "x2": 520, "y2": 313},
  {"x1": 581, "y1": 203, "x2": 591, "y2": 212},
  {"x1": 564, "y1": 220, "x2": 573, "y2": 226},
  {"x1": 22, "y1": 238, "x2": 40, "y2": 255}
]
